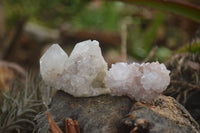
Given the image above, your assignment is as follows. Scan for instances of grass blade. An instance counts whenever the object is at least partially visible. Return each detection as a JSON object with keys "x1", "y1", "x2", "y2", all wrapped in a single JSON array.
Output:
[{"x1": 110, "y1": 0, "x2": 200, "y2": 23}]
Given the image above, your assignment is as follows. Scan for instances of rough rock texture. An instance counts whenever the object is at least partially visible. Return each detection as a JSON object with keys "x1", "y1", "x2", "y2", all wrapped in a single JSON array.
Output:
[
  {"x1": 35, "y1": 90, "x2": 133, "y2": 133},
  {"x1": 40, "y1": 40, "x2": 110, "y2": 97},
  {"x1": 35, "y1": 91, "x2": 200, "y2": 133},
  {"x1": 122, "y1": 95, "x2": 200, "y2": 133},
  {"x1": 104, "y1": 62, "x2": 170, "y2": 102}
]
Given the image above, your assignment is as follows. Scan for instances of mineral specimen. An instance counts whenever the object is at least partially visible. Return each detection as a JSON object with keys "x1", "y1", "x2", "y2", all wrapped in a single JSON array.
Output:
[
  {"x1": 40, "y1": 40, "x2": 170, "y2": 102},
  {"x1": 40, "y1": 44, "x2": 68, "y2": 89},
  {"x1": 40, "y1": 40, "x2": 110, "y2": 97},
  {"x1": 104, "y1": 61, "x2": 170, "y2": 102}
]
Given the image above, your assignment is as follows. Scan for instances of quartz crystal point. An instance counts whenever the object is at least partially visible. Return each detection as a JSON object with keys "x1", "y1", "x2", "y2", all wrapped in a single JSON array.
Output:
[
  {"x1": 104, "y1": 61, "x2": 170, "y2": 102},
  {"x1": 40, "y1": 40, "x2": 110, "y2": 97},
  {"x1": 40, "y1": 44, "x2": 68, "y2": 89},
  {"x1": 63, "y1": 40, "x2": 110, "y2": 96}
]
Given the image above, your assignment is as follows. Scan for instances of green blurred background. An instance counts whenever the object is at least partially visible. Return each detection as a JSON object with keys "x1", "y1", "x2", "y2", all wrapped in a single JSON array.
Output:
[{"x1": 0, "y1": 0, "x2": 200, "y2": 70}]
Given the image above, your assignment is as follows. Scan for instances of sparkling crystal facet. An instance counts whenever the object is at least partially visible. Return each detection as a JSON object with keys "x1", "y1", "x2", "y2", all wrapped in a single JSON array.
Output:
[
  {"x1": 40, "y1": 40, "x2": 110, "y2": 97},
  {"x1": 104, "y1": 61, "x2": 170, "y2": 102}
]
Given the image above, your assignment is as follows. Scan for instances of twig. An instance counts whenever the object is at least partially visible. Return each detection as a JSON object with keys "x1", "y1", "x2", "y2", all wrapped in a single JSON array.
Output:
[
  {"x1": 66, "y1": 119, "x2": 80, "y2": 133},
  {"x1": 0, "y1": 60, "x2": 26, "y2": 77},
  {"x1": 120, "y1": 17, "x2": 132, "y2": 62},
  {"x1": 0, "y1": 16, "x2": 27, "y2": 59},
  {"x1": 121, "y1": 21, "x2": 127, "y2": 62},
  {"x1": 170, "y1": 80, "x2": 200, "y2": 90},
  {"x1": 73, "y1": 120, "x2": 81, "y2": 133},
  {"x1": 0, "y1": 1, "x2": 5, "y2": 40},
  {"x1": 143, "y1": 46, "x2": 157, "y2": 62},
  {"x1": 46, "y1": 112, "x2": 63, "y2": 133}
]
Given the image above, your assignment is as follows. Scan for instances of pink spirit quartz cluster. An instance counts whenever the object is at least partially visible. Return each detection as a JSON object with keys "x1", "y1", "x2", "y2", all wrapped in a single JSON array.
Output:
[
  {"x1": 104, "y1": 62, "x2": 170, "y2": 102},
  {"x1": 40, "y1": 40, "x2": 170, "y2": 102}
]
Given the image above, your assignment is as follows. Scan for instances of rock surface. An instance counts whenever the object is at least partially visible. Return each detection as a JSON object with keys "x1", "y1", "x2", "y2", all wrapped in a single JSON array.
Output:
[
  {"x1": 35, "y1": 90, "x2": 133, "y2": 133},
  {"x1": 122, "y1": 95, "x2": 200, "y2": 133},
  {"x1": 35, "y1": 91, "x2": 200, "y2": 133}
]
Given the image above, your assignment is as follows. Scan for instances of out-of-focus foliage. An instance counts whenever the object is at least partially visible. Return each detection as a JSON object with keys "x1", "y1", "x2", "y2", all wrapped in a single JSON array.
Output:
[
  {"x1": 177, "y1": 29, "x2": 200, "y2": 54},
  {"x1": 111, "y1": 0, "x2": 200, "y2": 23},
  {"x1": 71, "y1": 2, "x2": 123, "y2": 31},
  {"x1": 3, "y1": 0, "x2": 199, "y2": 63},
  {"x1": 0, "y1": 74, "x2": 54, "y2": 132},
  {"x1": 4, "y1": 0, "x2": 122, "y2": 30},
  {"x1": 4, "y1": 0, "x2": 90, "y2": 27},
  {"x1": 127, "y1": 12, "x2": 163, "y2": 59},
  {"x1": 155, "y1": 47, "x2": 172, "y2": 61},
  {"x1": 177, "y1": 42, "x2": 200, "y2": 54},
  {"x1": 127, "y1": 11, "x2": 172, "y2": 62}
]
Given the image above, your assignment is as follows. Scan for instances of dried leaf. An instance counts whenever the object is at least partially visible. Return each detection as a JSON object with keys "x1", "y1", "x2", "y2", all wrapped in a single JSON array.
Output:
[
  {"x1": 66, "y1": 118, "x2": 76, "y2": 133},
  {"x1": 46, "y1": 112, "x2": 63, "y2": 133},
  {"x1": 73, "y1": 120, "x2": 80, "y2": 133}
]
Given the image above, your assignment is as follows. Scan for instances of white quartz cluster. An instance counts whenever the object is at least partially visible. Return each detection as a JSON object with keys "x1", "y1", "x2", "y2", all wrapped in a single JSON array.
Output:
[
  {"x1": 104, "y1": 62, "x2": 170, "y2": 102},
  {"x1": 40, "y1": 40, "x2": 110, "y2": 97},
  {"x1": 40, "y1": 40, "x2": 170, "y2": 102}
]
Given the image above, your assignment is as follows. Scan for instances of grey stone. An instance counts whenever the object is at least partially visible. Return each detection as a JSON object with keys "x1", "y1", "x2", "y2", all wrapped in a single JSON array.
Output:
[
  {"x1": 35, "y1": 90, "x2": 133, "y2": 133},
  {"x1": 121, "y1": 95, "x2": 200, "y2": 133},
  {"x1": 35, "y1": 91, "x2": 200, "y2": 133}
]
